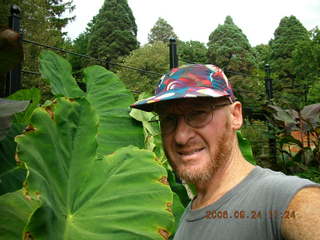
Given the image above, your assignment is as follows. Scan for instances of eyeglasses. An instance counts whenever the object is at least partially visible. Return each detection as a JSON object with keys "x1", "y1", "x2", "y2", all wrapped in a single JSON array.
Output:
[{"x1": 158, "y1": 103, "x2": 230, "y2": 135}]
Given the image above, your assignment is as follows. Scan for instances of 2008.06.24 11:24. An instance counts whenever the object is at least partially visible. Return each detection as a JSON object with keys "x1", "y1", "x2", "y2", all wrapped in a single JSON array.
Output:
[{"x1": 204, "y1": 210, "x2": 296, "y2": 220}]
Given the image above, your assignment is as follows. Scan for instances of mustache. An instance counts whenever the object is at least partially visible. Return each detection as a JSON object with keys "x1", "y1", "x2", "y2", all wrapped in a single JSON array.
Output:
[{"x1": 175, "y1": 139, "x2": 204, "y2": 150}]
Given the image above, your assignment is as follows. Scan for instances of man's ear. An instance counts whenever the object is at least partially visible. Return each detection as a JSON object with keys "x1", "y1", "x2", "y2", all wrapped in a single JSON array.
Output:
[{"x1": 229, "y1": 101, "x2": 243, "y2": 130}]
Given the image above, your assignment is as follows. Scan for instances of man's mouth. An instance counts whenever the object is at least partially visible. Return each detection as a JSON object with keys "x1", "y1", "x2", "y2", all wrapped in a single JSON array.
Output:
[{"x1": 178, "y1": 147, "x2": 205, "y2": 156}]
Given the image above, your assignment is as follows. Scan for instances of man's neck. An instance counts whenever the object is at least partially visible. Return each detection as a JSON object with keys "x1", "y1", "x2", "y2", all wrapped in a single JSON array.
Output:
[{"x1": 191, "y1": 143, "x2": 255, "y2": 210}]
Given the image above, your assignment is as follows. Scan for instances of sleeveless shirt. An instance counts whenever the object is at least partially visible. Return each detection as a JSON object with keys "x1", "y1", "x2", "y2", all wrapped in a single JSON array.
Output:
[{"x1": 173, "y1": 166, "x2": 319, "y2": 240}]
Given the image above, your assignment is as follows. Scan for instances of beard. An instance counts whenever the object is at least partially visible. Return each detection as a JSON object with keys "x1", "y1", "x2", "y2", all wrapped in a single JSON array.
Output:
[{"x1": 167, "y1": 119, "x2": 233, "y2": 185}]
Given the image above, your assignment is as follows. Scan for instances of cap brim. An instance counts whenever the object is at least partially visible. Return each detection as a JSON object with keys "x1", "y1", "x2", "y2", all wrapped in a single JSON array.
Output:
[{"x1": 130, "y1": 87, "x2": 231, "y2": 112}]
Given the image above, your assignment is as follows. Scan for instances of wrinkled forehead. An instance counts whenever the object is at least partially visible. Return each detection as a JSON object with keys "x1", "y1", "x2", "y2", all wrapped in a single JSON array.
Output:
[{"x1": 154, "y1": 97, "x2": 231, "y2": 114}]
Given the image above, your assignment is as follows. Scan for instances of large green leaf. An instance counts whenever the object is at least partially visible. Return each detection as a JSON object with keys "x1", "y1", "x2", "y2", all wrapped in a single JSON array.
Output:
[
  {"x1": 0, "y1": 89, "x2": 39, "y2": 194},
  {"x1": 7, "y1": 88, "x2": 41, "y2": 125},
  {"x1": 39, "y1": 50, "x2": 85, "y2": 98},
  {"x1": 83, "y1": 65, "x2": 144, "y2": 155},
  {"x1": 16, "y1": 97, "x2": 174, "y2": 239},
  {"x1": 0, "y1": 123, "x2": 26, "y2": 195},
  {"x1": 129, "y1": 97, "x2": 188, "y2": 216},
  {"x1": 0, "y1": 190, "x2": 40, "y2": 240}
]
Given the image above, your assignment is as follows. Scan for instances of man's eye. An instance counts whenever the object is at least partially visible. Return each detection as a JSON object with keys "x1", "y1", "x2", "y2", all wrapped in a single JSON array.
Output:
[
  {"x1": 160, "y1": 115, "x2": 176, "y2": 122},
  {"x1": 189, "y1": 111, "x2": 208, "y2": 117}
]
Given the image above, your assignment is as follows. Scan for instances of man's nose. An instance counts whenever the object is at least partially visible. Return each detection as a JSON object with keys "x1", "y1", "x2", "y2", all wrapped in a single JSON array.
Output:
[{"x1": 173, "y1": 117, "x2": 196, "y2": 145}]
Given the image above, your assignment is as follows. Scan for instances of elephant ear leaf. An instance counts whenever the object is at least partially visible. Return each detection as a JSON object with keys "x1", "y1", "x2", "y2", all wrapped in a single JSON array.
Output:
[
  {"x1": 83, "y1": 65, "x2": 144, "y2": 155},
  {"x1": 0, "y1": 190, "x2": 40, "y2": 240},
  {"x1": 39, "y1": 50, "x2": 84, "y2": 98},
  {"x1": 16, "y1": 97, "x2": 174, "y2": 240}
]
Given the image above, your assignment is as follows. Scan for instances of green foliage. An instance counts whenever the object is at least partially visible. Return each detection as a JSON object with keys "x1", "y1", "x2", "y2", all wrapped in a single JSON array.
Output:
[
  {"x1": 148, "y1": 17, "x2": 178, "y2": 44},
  {"x1": 253, "y1": 44, "x2": 272, "y2": 69},
  {"x1": 229, "y1": 69, "x2": 265, "y2": 114},
  {"x1": 68, "y1": 32, "x2": 90, "y2": 72},
  {"x1": 39, "y1": 51, "x2": 85, "y2": 98},
  {"x1": 0, "y1": 190, "x2": 40, "y2": 239},
  {"x1": 178, "y1": 40, "x2": 207, "y2": 64},
  {"x1": 0, "y1": 88, "x2": 40, "y2": 195},
  {"x1": 16, "y1": 101, "x2": 174, "y2": 239},
  {"x1": 0, "y1": 98, "x2": 28, "y2": 141},
  {"x1": 6, "y1": 88, "x2": 41, "y2": 125},
  {"x1": 87, "y1": 0, "x2": 139, "y2": 65},
  {"x1": 117, "y1": 41, "x2": 169, "y2": 97},
  {"x1": 130, "y1": 97, "x2": 190, "y2": 213},
  {"x1": 240, "y1": 120, "x2": 270, "y2": 166},
  {"x1": 83, "y1": 65, "x2": 145, "y2": 155},
  {"x1": 207, "y1": 16, "x2": 257, "y2": 75},
  {"x1": 0, "y1": 123, "x2": 26, "y2": 195},
  {"x1": 269, "y1": 15, "x2": 311, "y2": 108},
  {"x1": 237, "y1": 131, "x2": 256, "y2": 165},
  {"x1": 0, "y1": 0, "x2": 75, "y2": 100},
  {"x1": 1, "y1": 51, "x2": 181, "y2": 239},
  {"x1": 47, "y1": 0, "x2": 75, "y2": 34},
  {"x1": 292, "y1": 28, "x2": 320, "y2": 105},
  {"x1": 267, "y1": 103, "x2": 320, "y2": 177}
]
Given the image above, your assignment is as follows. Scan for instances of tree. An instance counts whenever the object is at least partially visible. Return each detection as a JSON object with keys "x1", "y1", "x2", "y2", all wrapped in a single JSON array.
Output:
[
  {"x1": 68, "y1": 32, "x2": 90, "y2": 72},
  {"x1": 269, "y1": 15, "x2": 311, "y2": 108},
  {"x1": 178, "y1": 40, "x2": 207, "y2": 64},
  {"x1": 47, "y1": 0, "x2": 75, "y2": 34},
  {"x1": 87, "y1": 0, "x2": 139, "y2": 65},
  {"x1": 148, "y1": 17, "x2": 178, "y2": 44},
  {"x1": 253, "y1": 44, "x2": 272, "y2": 70},
  {"x1": 207, "y1": 16, "x2": 259, "y2": 112},
  {"x1": 292, "y1": 28, "x2": 320, "y2": 104},
  {"x1": 0, "y1": 0, "x2": 75, "y2": 100},
  {"x1": 207, "y1": 16, "x2": 257, "y2": 75},
  {"x1": 117, "y1": 41, "x2": 169, "y2": 97}
]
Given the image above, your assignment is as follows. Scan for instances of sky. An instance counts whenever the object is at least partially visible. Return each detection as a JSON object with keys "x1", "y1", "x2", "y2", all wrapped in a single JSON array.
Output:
[{"x1": 63, "y1": 0, "x2": 320, "y2": 47}]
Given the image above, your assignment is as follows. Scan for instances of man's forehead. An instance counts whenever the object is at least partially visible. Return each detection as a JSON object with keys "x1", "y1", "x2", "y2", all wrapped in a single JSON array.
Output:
[{"x1": 154, "y1": 97, "x2": 230, "y2": 114}]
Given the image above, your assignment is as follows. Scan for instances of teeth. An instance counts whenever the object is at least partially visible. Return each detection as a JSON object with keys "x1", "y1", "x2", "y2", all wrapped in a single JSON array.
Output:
[{"x1": 180, "y1": 148, "x2": 203, "y2": 156}]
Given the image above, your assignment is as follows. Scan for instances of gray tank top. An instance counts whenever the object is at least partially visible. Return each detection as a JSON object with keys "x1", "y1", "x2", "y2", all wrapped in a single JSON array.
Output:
[{"x1": 173, "y1": 166, "x2": 319, "y2": 240}]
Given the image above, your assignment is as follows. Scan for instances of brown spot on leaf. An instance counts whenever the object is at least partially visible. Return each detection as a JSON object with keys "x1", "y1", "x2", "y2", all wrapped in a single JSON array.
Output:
[
  {"x1": 154, "y1": 156, "x2": 161, "y2": 164},
  {"x1": 35, "y1": 192, "x2": 41, "y2": 201},
  {"x1": 159, "y1": 176, "x2": 169, "y2": 185},
  {"x1": 24, "y1": 124, "x2": 35, "y2": 133},
  {"x1": 166, "y1": 202, "x2": 173, "y2": 213},
  {"x1": 45, "y1": 106, "x2": 54, "y2": 120},
  {"x1": 24, "y1": 231, "x2": 34, "y2": 240},
  {"x1": 158, "y1": 228, "x2": 170, "y2": 240},
  {"x1": 15, "y1": 153, "x2": 21, "y2": 163}
]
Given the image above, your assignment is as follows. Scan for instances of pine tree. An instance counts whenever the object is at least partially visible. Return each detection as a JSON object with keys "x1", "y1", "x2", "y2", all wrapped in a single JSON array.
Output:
[
  {"x1": 47, "y1": 0, "x2": 75, "y2": 34},
  {"x1": 207, "y1": 16, "x2": 260, "y2": 113},
  {"x1": 148, "y1": 17, "x2": 178, "y2": 44},
  {"x1": 269, "y1": 15, "x2": 311, "y2": 108},
  {"x1": 207, "y1": 16, "x2": 256, "y2": 75},
  {"x1": 87, "y1": 0, "x2": 139, "y2": 64}
]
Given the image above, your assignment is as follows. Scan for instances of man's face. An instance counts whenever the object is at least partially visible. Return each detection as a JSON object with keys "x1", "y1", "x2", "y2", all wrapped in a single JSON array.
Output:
[{"x1": 156, "y1": 98, "x2": 236, "y2": 185}]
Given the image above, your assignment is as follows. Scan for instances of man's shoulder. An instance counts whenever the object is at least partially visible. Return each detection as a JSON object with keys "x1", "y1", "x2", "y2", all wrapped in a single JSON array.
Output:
[
  {"x1": 249, "y1": 166, "x2": 318, "y2": 201},
  {"x1": 254, "y1": 166, "x2": 316, "y2": 187}
]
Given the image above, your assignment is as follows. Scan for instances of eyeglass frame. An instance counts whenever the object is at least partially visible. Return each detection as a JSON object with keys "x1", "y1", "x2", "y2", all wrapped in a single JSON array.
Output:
[{"x1": 154, "y1": 102, "x2": 232, "y2": 135}]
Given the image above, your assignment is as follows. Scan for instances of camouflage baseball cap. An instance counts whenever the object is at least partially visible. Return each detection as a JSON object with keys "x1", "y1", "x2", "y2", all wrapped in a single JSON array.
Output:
[{"x1": 130, "y1": 64, "x2": 235, "y2": 112}]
